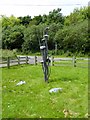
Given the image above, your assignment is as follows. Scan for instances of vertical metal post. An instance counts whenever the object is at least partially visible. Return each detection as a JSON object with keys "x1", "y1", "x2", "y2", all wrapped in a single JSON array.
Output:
[
  {"x1": 40, "y1": 27, "x2": 50, "y2": 82},
  {"x1": 44, "y1": 27, "x2": 49, "y2": 82}
]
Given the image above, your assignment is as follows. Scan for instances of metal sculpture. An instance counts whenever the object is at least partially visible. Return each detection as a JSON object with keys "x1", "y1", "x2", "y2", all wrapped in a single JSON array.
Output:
[{"x1": 39, "y1": 27, "x2": 50, "y2": 82}]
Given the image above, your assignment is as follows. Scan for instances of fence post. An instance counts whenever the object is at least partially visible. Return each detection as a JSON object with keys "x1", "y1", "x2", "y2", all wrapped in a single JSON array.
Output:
[
  {"x1": 7, "y1": 57, "x2": 10, "y2": 68},
  {"x1": 34, "y1": 56, "x2": 37, "y2": 65},
  {"x1": 51, "y1": 56, "x2": 54, "y2": 66},
  {"x1": 73, "y1": 56, "x2": 76, "y2": 67},
  {"x1": 26, "y1": 56, "x2": 28, "y2": 64},
  {"x1": 17, "y1": 57, "x2": 20, "y2": 65}
]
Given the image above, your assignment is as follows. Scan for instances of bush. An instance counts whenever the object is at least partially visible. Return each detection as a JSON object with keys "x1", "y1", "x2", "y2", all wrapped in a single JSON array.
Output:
[{"x1": 1, "y1": 49, "x2": 17, "y2": 60}]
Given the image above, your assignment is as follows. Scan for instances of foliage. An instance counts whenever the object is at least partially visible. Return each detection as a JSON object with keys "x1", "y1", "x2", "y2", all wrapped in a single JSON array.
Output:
[
  {"x1": 55, "y1": 20, "x2": 88, "y2": 54},
  {"x1": 32, "y1": 15, "x2": 43, "y2": 25},
  {"x1": 22, "y1": 24, "x2": 48, "y2": 53},
  {"x1": 1, "y1": 49, "x2": 17, "y2": 60},
  {"x1": 48, "y1": 23, "x2": 63, "y2": 50},
  {"x1": 2, "y1": 25, "x2": 25, "y2": 50},
  {"x1": 2, "y1": 15, "x2": 20, "y2": 28},
  {"x1": 22, "y1": 25, "x2": 39, "y2": 53},
  {"x1": 18, "y1": 15, "x2": 32, "y2": 26},
  {"x1": 2, "y1": 15, "x2": 25, "y2": 50},
  {"x1": 64, "y1": 7, "x2": 88, "y2": 26},
  {"x1": 1, "y1": 7, "x2": 89, "y2": 55},
  {"x1": 47, "y1": 8, "x2": 65, "y2": 24}
]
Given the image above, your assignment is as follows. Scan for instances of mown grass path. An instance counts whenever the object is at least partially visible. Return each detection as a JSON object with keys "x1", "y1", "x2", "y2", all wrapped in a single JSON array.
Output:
[{"x1": 2, "y1": 65, "x2": 88, "y2": 118}]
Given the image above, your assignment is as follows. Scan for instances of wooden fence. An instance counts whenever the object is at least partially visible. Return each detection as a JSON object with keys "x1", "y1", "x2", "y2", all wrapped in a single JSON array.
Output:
[
  {"x1": 0, "y1": 56, "x2": 38, "y2": 68},
  {"x1": 51, "y1": 56, "x2": 88, "y2": 68},
  {"x1": 0, "y1": 56, "x2": 89, "y2": 68}
]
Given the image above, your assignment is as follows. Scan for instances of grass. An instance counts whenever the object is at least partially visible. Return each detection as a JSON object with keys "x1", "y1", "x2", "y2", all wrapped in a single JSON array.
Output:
[
  {"x1": 2, "y1": 64, "x2": 88, "y2": 118},
  {"x1": 54, "y1": 59, "x2": 88, "y2": 68}
]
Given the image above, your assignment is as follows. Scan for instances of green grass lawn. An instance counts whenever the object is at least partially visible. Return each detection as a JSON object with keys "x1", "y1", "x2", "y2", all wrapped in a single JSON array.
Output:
[{"x1": 2, "y1": 64, "x2": 88, "y2": 118}]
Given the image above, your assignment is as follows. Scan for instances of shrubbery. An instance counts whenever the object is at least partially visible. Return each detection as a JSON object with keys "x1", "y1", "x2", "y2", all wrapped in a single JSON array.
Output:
[
  {"x1": 1, "y1": 6, "x2": 89, "y2": 55},
  {"x1": 1, "y1": 49, "x2": 17, "y2": 60}
]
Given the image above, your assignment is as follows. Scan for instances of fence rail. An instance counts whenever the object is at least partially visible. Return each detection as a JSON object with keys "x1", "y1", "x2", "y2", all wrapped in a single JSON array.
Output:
[
  {"x1": 0, "y1": 56, "x2": 38, "y2": 68},
  {"x1": 51, "y1": 56, "x2": 88, "y2": 67},
  {"x1": 0, "y1": 56, "x2": 89, "y2": 68}
]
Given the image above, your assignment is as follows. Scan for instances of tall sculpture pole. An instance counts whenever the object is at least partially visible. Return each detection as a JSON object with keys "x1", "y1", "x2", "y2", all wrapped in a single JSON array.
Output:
[{"x1": 40, "y1": 27, "x2": 50, "y2": 82}]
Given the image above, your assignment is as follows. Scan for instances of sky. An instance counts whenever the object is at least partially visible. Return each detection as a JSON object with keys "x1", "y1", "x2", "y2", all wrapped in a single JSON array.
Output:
[{"x1": 0, "y1": 0, "x2": 89, "y2": 18}]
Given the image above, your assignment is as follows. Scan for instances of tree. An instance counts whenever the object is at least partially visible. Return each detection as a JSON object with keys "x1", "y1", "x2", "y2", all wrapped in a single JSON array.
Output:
[
  {"x1": 22, "y1": 25, "x2": 39, "y2": 53},
  {"x1": 18, "y1": 15, "x2": 32, "y2": 26},
  {"x1": 22, "y1": 23, "x2": 48, "y2": 53},
  {"x1": 2, "y1": 25, "x2": 25, "y2": 50},
  {"x1": 48, "y1": 23, "x2": 63, "y2": 50},
  {"x1": 2, "y1": 15, "x2": 20, "y2": 28},
  {"x1": 47, "y1": 8, "x2": 65, "y2": 25},
  {"x1": 42, "y1": 14, "x2": 47, "y2": 23},
  {"x1": 1, "y1": 7, "x2": 89, "y2": 55},
  {"x1": 55, "y1": 20, "x2": 88, "y2": 54},
  {"x1": 2, "y1": 15, "x2": 25, "y2": 50},
  {"x1": 64, "y1": 7, "x2": 88, "y2": 26},
  {"x1": 32, "y1": 15, "x2": 42, "y2": 25}
]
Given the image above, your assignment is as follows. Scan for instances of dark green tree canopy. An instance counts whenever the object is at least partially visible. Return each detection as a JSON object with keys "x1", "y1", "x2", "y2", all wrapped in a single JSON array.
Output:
[{"x1": 1, "y1": 6, "x2": 89, "y2": 55}]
